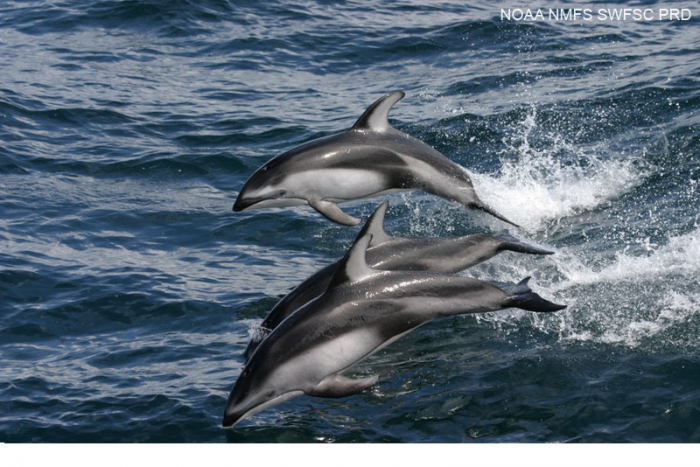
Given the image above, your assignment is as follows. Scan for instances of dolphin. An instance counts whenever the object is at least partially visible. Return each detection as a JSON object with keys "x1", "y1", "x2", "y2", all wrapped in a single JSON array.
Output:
[
  {"x1": 222, "y1": 228, "x2": 565, "y2": 428},
  {"x1": 233, "y1": 91, "x2": 517, "y2": 227},
  {"x1": 243, "y1": 201, "x2": 553, "y2": 360}
]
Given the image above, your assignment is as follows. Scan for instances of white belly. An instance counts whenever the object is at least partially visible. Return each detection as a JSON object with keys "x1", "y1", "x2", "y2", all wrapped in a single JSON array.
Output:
[
  {"x1": 287, "y1": 169, "x2": 388, "y2": 201},
  {"x1": 270, "y1": 328, "x2": 381, "y2": 391}
]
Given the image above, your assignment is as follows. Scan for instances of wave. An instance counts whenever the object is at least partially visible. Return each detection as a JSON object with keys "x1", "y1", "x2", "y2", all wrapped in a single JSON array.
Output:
[{"x1": 7, "y1": 0, "x2": 234, "y2": 37}]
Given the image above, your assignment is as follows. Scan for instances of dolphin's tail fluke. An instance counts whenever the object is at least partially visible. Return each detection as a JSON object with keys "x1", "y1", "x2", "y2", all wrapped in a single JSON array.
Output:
[
  {"x1": 504, "y1": 277, "x2": 566, "y2": 313},
  {"x1": 472, "y1": 202, "x2": 520, "y2": 228},
  {"x1": 495, "y1": 230, "x2": 554, "y2": 256}
]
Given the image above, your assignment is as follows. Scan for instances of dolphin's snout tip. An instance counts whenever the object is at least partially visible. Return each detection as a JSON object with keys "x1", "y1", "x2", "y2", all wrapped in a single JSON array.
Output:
[
  {"x1": 222, "y1": 412, "x2": 240, "y2": 429},
  {"x1": 232, "y1": 195, "x2": 242, "y2": 212},
  {"x1": 232, "y1": 195, "x2": 250, "y2": 212}
]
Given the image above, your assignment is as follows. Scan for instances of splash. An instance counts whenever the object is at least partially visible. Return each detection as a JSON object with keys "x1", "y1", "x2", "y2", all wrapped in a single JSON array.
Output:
[
  {"x1": 473, "y1": 227, "x2": 700, "y2": 350},
  {"x1": 470, "y1": 106, "x2": 646, "y2": 232},
  {"x1": 455, "y1": 103, "x2": 698, "y2": 350},
  {"x1": 557, "y1": 227, "x2": 700, "y2": 350},
  {"x1": 553, "y1": 228, "x2": 700, "y2": 290}
]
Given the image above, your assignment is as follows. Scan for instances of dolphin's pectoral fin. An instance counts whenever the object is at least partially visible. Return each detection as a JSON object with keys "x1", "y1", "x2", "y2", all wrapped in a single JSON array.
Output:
[
  {"x1": 307, "y1": 374, "x2": 379, "y2": 398},
  {"x1": 308, "y1": 198, "x2": 361, "y2": 226}
]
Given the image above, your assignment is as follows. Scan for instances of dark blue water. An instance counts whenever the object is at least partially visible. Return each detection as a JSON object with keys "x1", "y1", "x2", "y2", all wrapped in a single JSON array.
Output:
[{"x1": 1, "y1": 0, "x2": 699, "y2": 442}]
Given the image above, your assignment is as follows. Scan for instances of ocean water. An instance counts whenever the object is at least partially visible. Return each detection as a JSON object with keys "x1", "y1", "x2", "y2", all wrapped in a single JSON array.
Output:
[{"x1": 1, "y1": 0, "x2": 699, "y2": 443}]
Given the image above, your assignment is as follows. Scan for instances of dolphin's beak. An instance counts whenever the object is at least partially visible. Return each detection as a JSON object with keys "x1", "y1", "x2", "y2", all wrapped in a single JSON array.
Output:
[
  {"x1": 232, "y1": 194, "x2": 251, "y2": 212},
  {"x1": 222, "y1": 391, "x2": 252, "y2": 428},
  {"x1": 232, "y1": 192, "x2": 262, "y2": 212},
  {"x1": 222, "y1": 406, "x2": 244, "y2": 428},
  {"x1": 222, "y1": 389, "x2": 304, "y2": 428}
]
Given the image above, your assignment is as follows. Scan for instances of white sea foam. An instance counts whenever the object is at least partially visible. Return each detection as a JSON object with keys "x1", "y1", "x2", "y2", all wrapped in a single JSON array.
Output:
[
  {"x1": 470, "y1": 107, "x2": 647, "y2": 232},
  {"x1": 454, "y1": 107, "x2": 698, "y2": 349},
  {"x1": 554, "y1": 228, "x2": 700, "y2": 290},
  {"x1": 474, "y1": 227, "x2": 700, "y2": 349}
]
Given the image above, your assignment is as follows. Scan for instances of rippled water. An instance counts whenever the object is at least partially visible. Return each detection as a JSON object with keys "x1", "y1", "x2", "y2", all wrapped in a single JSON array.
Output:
[{"x1": 1, "y1": 0, "x2": 699, "y2": 442}]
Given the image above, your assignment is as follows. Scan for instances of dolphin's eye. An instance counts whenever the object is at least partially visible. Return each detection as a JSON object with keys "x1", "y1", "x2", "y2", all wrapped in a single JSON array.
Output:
[{"x1": 278, "y1": 190, "x2": 287, "y2": 196}]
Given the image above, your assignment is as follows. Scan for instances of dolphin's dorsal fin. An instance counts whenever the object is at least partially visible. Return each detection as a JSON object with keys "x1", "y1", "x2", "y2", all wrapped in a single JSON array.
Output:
[
  {"x1": 365, "y1": 201, "x2": 392, "y2": 246},
  {"x1": 329, "y1": 230, "x2": 374, "y2": 289},
  {"x1": 351, "y1": 91, "x2": 405, "y2": 132}
]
